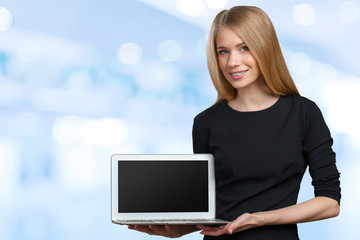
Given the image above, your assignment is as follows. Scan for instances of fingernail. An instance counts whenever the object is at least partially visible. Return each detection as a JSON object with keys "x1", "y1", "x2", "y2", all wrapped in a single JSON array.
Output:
[{"x1": 229, "y1": 229, "x2": 233, "y2": 234}]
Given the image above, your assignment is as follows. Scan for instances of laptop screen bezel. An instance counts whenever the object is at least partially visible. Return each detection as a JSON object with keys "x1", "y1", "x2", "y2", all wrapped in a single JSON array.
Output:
[{"x1": 111, "y1": 154, "x2": 216, "y2": 221}]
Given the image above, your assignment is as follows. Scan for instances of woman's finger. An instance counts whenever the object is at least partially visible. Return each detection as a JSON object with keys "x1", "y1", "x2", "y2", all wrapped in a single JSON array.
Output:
[
  {"x1": 131, "y1": 225, "x2": 158, "y2": 235},
  {"x1": 148, "y1": 225, "x2": 167, "y2": 234},
  {"x1": 199, "y1": 225, "x2": 229, "y2": 236},
  {"x1": 198, "y1": 224, "x2": 228, "y2": 230},
  {"x1": 197, "y1": 225, "x2": 222, "y2": 231}
]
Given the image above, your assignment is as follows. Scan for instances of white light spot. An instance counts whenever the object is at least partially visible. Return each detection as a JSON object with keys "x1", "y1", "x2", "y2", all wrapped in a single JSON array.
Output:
[
  {"x1": 0, "y1": 6, "x2": 13, "y2": 31},
  {"x1": 117, "y1": 42, "x2": 142, "y2": 65},
  {"x1": 290, "y1": 52, "x2": 312, "y2": 75},
  {"x1": 338, "y1": 1, "x2": 360, "y2": 23},
  {"x1": 204, "y1": 0, "x2": 228, "y2": 10},
  {"x1": 176, "y1": 0, "x2": 205, "y2": 17},
  {"x1": 292, "y1": 3, "x2": 316, "y2": 26},
  {"x1": 158, "y1": 40, "x2": 182, "y2": 62}
]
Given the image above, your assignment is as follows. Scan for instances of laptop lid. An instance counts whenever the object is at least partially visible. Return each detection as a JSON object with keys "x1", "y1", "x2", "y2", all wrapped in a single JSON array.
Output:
[{"x1": 111, "y1": 154, "x2": 217, "y2": 224}]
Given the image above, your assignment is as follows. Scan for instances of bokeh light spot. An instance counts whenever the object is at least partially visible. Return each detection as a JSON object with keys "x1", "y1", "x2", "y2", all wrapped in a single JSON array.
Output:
[
  {"x1": 117, "y1": 42, "x2": 142, "y2": 65},
  {"x1": 292, "y1": 3, "x2": 316, "y2": 26},
  {"x1": 0, "y1": 6, "x2": 13, "y2": 31},
  {"x1": 176, "y1": 0, "x2": 205, "y2": 16},
  {"x1": 338, "y1": 1, "x2": 360, "y2": 23}
]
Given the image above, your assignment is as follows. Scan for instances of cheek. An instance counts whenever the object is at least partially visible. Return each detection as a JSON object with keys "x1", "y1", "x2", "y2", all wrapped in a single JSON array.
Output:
[
  {"x1": 246, "y1": 56, "x2": 261, "y2": 72},
  {"x1": 253, "y1": 62, "x2": 261, "y2": 75},
  {"x1": 218, "y1": 59, "x2": 224, "y2": 72},
  {"x1": 217, "y1": 58, "x2": 227, "y2": 73}
]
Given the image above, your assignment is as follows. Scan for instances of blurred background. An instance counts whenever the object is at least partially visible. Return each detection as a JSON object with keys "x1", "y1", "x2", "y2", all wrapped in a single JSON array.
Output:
[{"x1": 0, "y1": 0, "x2": 359, "y2": 239}]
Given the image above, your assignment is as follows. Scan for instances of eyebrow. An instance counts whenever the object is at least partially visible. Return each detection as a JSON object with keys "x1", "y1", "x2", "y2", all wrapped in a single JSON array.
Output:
[{"x1": 216, "y1": 42, "x2": 246, "y2": 49}]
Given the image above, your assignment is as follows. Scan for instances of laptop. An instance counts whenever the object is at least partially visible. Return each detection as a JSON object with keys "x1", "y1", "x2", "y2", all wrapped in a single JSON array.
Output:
[{"x1": 111, "y1": 154, "x2": 229, "y2": 225}]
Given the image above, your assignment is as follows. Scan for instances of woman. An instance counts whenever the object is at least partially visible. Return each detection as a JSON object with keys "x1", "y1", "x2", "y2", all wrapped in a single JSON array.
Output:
[{"x1": 129, "y1": 6, "x2": 341, "y2": 239}]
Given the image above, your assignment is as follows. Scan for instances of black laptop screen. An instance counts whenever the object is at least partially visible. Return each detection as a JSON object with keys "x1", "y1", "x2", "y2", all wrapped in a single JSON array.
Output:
[{"x1": 118, "y1": 160, "x2": 208, "y2": 213}]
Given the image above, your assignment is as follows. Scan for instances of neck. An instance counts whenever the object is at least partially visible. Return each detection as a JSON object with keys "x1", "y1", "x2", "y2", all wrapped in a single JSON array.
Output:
[{"x1": 229, "y1": 80, "x2": 279, "y2": 112}]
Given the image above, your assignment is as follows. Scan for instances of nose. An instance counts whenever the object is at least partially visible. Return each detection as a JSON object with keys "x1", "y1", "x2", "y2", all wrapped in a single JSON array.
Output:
[{"x1": 228, "y1": 52, "x2": 241, "y2": 67}]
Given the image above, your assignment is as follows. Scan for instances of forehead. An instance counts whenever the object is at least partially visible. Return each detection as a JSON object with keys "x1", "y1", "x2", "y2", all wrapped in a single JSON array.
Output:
[{"x1": 216, "y1": 26, "x2": 244, "y2": 47}]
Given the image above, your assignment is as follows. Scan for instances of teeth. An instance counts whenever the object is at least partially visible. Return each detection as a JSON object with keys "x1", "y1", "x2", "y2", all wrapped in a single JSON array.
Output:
[{"x1": 231, "y1": 71, "x2": 246, "y2": 76}]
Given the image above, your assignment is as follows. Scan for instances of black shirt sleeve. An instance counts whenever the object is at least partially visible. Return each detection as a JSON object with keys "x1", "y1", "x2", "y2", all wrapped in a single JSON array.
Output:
[
  {"x1": 302, "y1": 101, "x2": 341, "y2": 204},
  {"x1": 192, "y1": 115, "x2": 210, "y2": 153}
]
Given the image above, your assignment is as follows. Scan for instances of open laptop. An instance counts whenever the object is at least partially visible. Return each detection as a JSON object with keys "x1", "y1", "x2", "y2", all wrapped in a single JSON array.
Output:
[{"x1": 111, "y1": 154, "x2": 229, "y2": 225}]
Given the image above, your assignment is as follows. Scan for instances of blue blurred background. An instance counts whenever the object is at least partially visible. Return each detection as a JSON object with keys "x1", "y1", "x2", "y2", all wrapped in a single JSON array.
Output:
[{"x1": 0, "y1": 0, "x2": 359, "y2": 239}]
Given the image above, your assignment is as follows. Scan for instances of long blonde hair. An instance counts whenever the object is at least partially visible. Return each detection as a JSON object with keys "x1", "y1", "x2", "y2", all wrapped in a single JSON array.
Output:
[{"x1": 207, "y1": 6, "x2": 300, "y2": 102}]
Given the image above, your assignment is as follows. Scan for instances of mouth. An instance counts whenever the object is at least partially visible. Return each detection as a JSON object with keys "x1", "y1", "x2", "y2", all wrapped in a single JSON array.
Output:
[{"x1": 229, "y1": 70, "x2": 248, "y2": 78}]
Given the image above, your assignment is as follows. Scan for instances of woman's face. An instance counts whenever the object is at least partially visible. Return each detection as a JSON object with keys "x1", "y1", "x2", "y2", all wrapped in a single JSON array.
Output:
[{"x1": 216, "y1": 26, "x2": 263, "y2": 93}]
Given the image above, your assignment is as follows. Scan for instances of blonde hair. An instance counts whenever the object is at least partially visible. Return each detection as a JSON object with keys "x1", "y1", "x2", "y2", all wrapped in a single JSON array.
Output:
[{"x1": 207, "y1": 6, "x2": 300, "y2": 102}]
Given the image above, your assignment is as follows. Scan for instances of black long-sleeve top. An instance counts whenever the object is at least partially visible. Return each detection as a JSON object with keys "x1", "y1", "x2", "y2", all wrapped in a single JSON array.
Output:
[{"x1": 192, "y1": 95, "x2": 341, "y2": 240}]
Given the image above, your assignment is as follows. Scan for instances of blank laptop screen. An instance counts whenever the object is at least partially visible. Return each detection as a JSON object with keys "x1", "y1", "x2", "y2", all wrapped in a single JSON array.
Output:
[{"x1": 118, "y1": 160, "x2": 208, "y2": 213}]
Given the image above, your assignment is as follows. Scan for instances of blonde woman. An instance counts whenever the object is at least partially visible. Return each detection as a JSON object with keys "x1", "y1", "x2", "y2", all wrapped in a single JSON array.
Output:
[{"x1": 129, "y1": 6, "x2": 341, "y2": 239}]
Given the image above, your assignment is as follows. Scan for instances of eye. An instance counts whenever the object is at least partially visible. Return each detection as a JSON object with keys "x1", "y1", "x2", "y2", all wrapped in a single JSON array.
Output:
[
  {"x1": 240, "y1": 46, "x2": 249, "y2": 52},
  {"x1": 218, "y1": 50, "x2": 228, "y2": 55}
]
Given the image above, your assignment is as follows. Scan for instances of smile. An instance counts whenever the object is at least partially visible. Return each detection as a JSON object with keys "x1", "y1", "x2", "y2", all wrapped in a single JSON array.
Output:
[{"x1": 230, "y1": 70, "x2": 248, "y2": 78}]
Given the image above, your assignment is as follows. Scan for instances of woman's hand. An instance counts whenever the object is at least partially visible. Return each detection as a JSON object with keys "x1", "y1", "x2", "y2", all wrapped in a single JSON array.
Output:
[
  {"x1": 198, "y1": 213, "x2": 264, "y2": 236},
  {"x1": 198, "y1": 197, "x2": 340, "y2": 236},
  {"x1": 128, "y1": 224, "x2": 198, "y2": 238}
]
